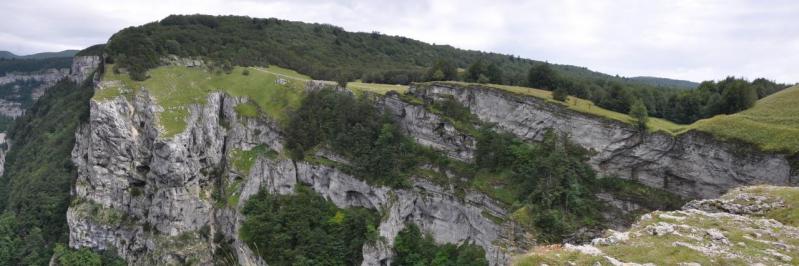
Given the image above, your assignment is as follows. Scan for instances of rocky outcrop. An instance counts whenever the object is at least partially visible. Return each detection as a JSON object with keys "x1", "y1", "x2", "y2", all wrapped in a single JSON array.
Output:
[
  {"x1": 68, "y1": 80, "x2": 524, "y2": 265},
  {"x1": 379, "y1": 92, "x2": 476, "y2": 161},
  {"x1": 70, "y1": 56, "x2": 102, "y2": 84},
  {"x1": 0, "y1": 68, "x2": 70, "y2": 114},
  {"x1": 410, "y1": 83, "x2": 797, "y2": 199},
  {"x1": 0, "y1": 56, "x2": 99, "y2": 119},
  {"x1": 522, "y1": 186, "x2": 799, "y2": 265}
]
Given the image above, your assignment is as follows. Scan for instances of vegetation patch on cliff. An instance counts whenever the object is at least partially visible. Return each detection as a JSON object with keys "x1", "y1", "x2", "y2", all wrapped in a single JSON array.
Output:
[
  {"x1": 230, "y1": 145, "x2": 277, "y2": 175},
  {"x1": 284, "y1": 88, "x2": 434, "y2": 187},
  {"x1": 392, "y1": 224, "x2": 488, "y2": 266},
  {"x1": 239, "y1": 186, "x2": 379, "y2": 265},
  {"x1": 473, "y1": 127, "x2": 603, "y2": 243}
]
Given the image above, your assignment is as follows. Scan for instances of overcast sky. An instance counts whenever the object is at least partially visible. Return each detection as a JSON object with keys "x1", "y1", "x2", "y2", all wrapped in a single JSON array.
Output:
[{"x1": 1, "y1": 0, "x2": 797, "y2": 83}]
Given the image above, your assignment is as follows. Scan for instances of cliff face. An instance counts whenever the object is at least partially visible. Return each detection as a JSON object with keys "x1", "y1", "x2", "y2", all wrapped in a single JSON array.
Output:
[
  {"x1": 410, "y1": 83, "x2": 797, "y2": 199},
  {"x1": 0, "y1": 68, "x2": 70, "y2": 117},
  {"x1": 68, "y1": 81, "x2": 526, "y2": 265},
  {"x1": 0, "y1": 55, "x2": 99, "y2": 178},
  {"x1": 67, "y1": 70, "x2": 796, "y2": 265}
]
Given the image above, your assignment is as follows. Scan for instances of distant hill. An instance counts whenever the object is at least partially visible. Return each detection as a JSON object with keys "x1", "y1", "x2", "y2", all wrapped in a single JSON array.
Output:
[
  {"x1": 0, "y1": 50, "x2": 79, "y2": 60},
  {"x1": 0, "y1": 57, "x2": 73, "y2": 75},
  {"x1": 0, "y1": 51, "x2": 16, "y2": 59},
  {"x1": 105, "y1": 15, "x2": 685, "y2": 92},
  {"x1": 628, "y1": 76, "x2": 699, "y2": 89}
]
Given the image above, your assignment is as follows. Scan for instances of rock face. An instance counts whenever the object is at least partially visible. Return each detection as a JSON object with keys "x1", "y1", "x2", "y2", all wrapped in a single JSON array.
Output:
[
  {"x1": 68, "y1": 80, "x2": 525, "y2": 265},
  {"x1": 535, "y1": 186, "x2": 799, "y2": 265},
  {"x1": 379, "y1": 92, "x2": 476, "y2": 162},
  {"x1": 409, "y1": 83, "x2": 797, "y2": 199},
  {"x1": 70, "y1": 56, "x2": 103, "y2": 84},
  {"x1": 68, "y1": 71, "x2": 795, "y2": 265},
  {"x1": 0, "y1": 68, "x2": 70, "y2": 117}
]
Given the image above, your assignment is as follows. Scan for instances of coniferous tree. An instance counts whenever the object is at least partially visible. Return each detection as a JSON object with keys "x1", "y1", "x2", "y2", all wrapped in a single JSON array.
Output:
[
  {"x1": 629, "y1": 99, "x2": 649, "y2": 131},
  {"x1": 527, "y1": 63, "x2": 558, "y2": 90}
]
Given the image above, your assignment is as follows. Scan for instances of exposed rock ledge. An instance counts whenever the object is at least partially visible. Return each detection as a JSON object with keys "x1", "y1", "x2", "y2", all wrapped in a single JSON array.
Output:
[{"x1": 410, "y1": 83, "x2": 797, "y2": 199}]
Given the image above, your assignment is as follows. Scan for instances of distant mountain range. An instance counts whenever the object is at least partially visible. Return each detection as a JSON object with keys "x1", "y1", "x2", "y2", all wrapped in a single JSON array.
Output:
[{"x1": 0, "y1": 50, "x2": 79, "y2": 60}]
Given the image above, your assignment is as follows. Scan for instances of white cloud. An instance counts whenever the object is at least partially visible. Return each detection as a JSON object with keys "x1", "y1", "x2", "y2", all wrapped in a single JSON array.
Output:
[{"x1": 0, "y1": 0, "x2": 796, "y2": 83}]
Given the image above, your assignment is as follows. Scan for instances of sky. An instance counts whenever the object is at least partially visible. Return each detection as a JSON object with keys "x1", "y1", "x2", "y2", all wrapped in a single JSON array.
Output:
[{"x1": 1, "y1": 0, "x2": 797, "y2": 83}]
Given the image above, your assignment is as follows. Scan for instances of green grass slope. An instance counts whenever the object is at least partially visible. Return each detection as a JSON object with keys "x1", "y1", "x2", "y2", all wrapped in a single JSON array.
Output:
[{"x1": 686, "y1": 85, "x2": 799, "y2": 154}]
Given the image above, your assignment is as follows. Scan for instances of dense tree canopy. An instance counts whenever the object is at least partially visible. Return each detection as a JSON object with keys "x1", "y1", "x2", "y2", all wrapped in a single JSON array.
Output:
[
  {"x1": 0, "y1": 78, "x2": 94, "y2": 265},
  {"x1": 284, "y1": 88, "x2": 432, "y2": 187},
  {"x1": 476, "y1": 128, "x2": 600, "y2": 242},
  {"x1": 0, "y1": 57, "x2": 72, "y2": 76},
  {"x1": 240, "y1": 186, "x2": 378, "y2": 265},
  {"x1": 393, "y1": 224, "x2": 487, "y2": 266}
]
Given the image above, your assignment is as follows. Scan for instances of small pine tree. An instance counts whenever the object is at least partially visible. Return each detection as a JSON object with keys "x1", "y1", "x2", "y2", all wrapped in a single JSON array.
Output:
[
  {"x1": 242, "y1": 69, "x2": 250, "y2": 76},
  {"x1": 552, "y1": 87, "x2": 568, "y2": 101},
  {"x1": 629, "y1": 99, "x2": 649, "y2": 131}
]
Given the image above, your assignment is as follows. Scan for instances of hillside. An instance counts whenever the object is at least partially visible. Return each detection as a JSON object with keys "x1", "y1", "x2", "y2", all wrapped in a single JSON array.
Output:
[
  {"x1": 687, "y1": 85, "x2": 799, "y2": 154},
  {"x1": 105, "y1": 15, "x2": 687, "y2": 92},
  {"x1": 0, "y1": 57, "x2": 73, "y2": 76},
  {"x1": 514, "y1": 185, "x2": 799, "y2": 265}
]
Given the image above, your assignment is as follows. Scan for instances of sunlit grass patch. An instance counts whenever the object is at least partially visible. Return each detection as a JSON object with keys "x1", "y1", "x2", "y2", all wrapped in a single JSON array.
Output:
[
  {"x1": 99, "y1": 65, "x2": 306, "y2": 137},
  {"x1": 347, "y1": 82, "x2": 409, "y2": 95}
]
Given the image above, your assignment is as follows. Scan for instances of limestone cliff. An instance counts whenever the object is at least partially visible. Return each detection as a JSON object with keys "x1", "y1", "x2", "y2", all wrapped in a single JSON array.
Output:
[
  {"x1": 67, "y1": 69, "x2": 797, "y2": 265},
  {"x1": 0, "y1": 55, "x2": 99, "y2": 179},
  {"x1": 0, "y1": 68, "x2": 70, "y2": 117},
  {"x1": 68, "y1": 81, "x2": 527, "y2": 265},
  {"x1": 409, "y1": 83, "x2": 797, "y2": 199}
]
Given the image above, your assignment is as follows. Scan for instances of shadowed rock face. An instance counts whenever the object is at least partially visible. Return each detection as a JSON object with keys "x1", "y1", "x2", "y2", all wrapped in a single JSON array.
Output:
[
  {"x1": 408, "y1": 83, "x2": 797, "y2": 199},
  {"x1": 68, "y1": 78, "x2": 526, "y2": 265}
]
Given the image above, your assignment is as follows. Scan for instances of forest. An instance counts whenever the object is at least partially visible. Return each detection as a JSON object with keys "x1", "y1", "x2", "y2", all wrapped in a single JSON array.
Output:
[
  {"x1": 0, "y1": 79, "x2": 94, "y2": 265},
  {"x1": 0, "y1": 57, "x2": 72, "y2": 75}
]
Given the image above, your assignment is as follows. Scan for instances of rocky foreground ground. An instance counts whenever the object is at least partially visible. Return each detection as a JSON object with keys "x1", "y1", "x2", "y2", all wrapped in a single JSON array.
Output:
[{"x1": 515, "y1": 185, "x2": 799, "y2": 266}]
